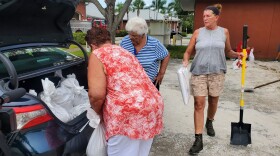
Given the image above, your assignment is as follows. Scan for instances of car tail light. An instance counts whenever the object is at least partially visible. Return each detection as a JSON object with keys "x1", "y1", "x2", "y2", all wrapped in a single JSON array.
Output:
[{"x1": 13, "y1": 104, "x2": 53, "y2": 129}]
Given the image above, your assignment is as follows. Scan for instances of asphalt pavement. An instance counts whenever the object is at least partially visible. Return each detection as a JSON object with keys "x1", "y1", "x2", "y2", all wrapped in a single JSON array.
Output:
[{"x1": 149, "y1": 59, "x2": 280, "y2": 156}]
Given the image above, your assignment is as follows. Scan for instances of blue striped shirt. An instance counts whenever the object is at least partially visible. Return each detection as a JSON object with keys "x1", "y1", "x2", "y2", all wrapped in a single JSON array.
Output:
[{"x1": 120, "y1": 35, "x2": 169, "y2": 81}]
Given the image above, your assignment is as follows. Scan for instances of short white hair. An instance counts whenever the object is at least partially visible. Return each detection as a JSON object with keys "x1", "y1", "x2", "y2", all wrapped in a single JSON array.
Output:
[{"x1": 125, "y1": 16, "x2": 148, "y2": 35}]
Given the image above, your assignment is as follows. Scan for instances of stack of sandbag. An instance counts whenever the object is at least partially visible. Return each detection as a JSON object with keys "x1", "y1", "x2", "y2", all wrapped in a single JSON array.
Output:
[{"x1": 40, "y1": 74, "x2": 90, "y2": 123}]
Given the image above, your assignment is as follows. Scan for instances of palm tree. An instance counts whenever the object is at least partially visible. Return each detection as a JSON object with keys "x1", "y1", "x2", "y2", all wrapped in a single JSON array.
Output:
[
  {"x1": 132, "y1": 0, "x2": 145, "y2": 16},
  {"x1": 116, "y1": 1, "x2": 131, "y2": 22},
  {"x1": 115, "y1": 2, "x2": 124, "y2": 14},
  {"x1": 115, "y1": 2, "x2": 124, "y2": 30},
  {"x1": 167, "y1": 1, "x2": 175, "y2": 16},
  {"x1": 126, "y1": 4, "x2": 132, "y2": 21},
  {"x1": 149, "y1": 0, "x2": 167, "y2": 14}
]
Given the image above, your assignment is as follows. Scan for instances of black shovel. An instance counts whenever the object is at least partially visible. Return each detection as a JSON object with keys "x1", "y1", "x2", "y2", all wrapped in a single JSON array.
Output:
[{"x1": 230, "y1": 25, "x2": 252, "y2": 146}]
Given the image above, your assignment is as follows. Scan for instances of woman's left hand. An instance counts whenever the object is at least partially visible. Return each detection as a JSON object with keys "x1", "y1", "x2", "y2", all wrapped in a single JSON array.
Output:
[
  {"x1": 237, "y1": 52, "x2": 247, "y2": 59},
  {"x1": 155, "y1": 73, "x2": 164, "y2": 86}
]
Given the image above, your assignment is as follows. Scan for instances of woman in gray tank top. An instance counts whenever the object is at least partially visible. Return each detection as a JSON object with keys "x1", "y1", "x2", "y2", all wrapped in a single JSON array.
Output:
[{"x1": 182, "y1": 4, "x2": 243, "y2": 155}]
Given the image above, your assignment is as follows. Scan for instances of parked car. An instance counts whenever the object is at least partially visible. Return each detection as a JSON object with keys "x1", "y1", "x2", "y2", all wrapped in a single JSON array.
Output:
[
  {"x1": 0, "y1": 0, "x2": 92, "y2": 155},
  {"x1": 92, "y1": 19, "x2": 107, "y2": 29}
]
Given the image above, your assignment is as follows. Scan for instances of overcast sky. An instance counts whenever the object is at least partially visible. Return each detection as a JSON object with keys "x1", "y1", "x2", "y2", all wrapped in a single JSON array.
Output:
[{"x1": 99, "y1": 0, "x2": 173, "y2": 8}]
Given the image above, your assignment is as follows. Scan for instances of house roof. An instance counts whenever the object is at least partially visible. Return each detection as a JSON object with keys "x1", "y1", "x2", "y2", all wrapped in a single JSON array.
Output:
[
  {"x1": 86, "y1": 3, "x2": 105, "y2": 19},
  {"x1": 86, "y1": 3, "x2": 179, "y2": 22},
  {"x1": 123, "y1": 9, "x2": 180, "y2": 22},
  {"x1": 179, "y1": 0, "x2": 195, "y2": 11}
]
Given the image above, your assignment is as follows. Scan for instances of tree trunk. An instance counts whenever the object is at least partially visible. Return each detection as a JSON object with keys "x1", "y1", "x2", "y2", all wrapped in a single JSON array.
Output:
[
  {"x1": 110, "y1": 29, "x2": 117, "y2": 43},
  {"x1": 89, "y1": 0, "x2": 132, "y2": 44},
  {"x1": 105, "y1": 0, "x2": 115, "y2": 43},
  {"x1": 127, "y1": 11, "x2": 129, "y2": 21}
]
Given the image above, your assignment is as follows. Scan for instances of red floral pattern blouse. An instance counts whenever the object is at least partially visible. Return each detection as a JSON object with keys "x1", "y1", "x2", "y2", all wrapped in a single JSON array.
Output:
[{"x1": 92, "y1": 45, "x2": 164, "y2": 140}]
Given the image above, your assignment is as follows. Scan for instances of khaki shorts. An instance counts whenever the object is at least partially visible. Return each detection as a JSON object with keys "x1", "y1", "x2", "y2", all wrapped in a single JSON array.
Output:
[{"x1": 190, "y1": 73, "x2": 225, "y2": 97}]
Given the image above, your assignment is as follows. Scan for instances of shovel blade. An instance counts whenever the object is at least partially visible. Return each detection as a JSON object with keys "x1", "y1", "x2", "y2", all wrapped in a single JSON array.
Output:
[{"x1": 230, "y1": 122, "x2": 251, "y2": 145}]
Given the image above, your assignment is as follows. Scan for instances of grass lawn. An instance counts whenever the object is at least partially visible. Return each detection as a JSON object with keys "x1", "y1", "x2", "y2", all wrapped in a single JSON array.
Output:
[{"x1": 69, "y1": 45, "x2": 79, "y2": 49}]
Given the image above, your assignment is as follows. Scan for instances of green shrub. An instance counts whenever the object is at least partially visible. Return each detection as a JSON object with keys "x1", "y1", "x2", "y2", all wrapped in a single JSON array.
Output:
[
  {"x1": 166, "y1": 45, "x2": 187, "y2": 59},
  {"x1": 73, "y1": 32, "x2": 86, "y2": 45},
  {"x1": 116, "y1": 30, "x2": 128, "y2": 37},
  {"x1": 181, "y1": 32, "x2": 187, "y2": 37}
]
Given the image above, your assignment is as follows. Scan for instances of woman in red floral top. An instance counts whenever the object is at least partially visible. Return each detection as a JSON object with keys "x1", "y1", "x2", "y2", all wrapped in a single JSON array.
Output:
[{"x1": 86, "y1": 27, "x2": 164, "y2": 156}]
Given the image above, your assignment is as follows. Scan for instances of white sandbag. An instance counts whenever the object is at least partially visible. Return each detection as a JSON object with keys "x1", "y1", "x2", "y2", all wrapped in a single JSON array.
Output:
[
  {"x1": 29, "y1": 89, "x2": 37, "y2": 96},
  {"x1": 40, "y1": 74, "x2": 90, "y2": 123},
  {"x1": 72, "y1": 89, "x2": 89, "y2": 107},
  {"x1": 50, "y1": 104, "x2": 72, "y2": 123},
  {"x1": 51, "y1": 86, "x2": 74, "y2": 110},
  {"x1": 40, "y1": 78, "x2": 56, "y2": 108},
  {"x1": 69, "y1": 103, "x2": 90, "y2": 120},
  {"x1": 41, "y1": 78, "x2": 56, "y2": 96},
  {"x1": 61, "y1": 74, "x2": 84, "y2": 95},
  {"x1": 69, "y1": 89, "x2": 90, "y2": 119},
  {"x1": 40, "y1": 78, "x2": 71, "y2": 122},
  {"x1": 177, "y1": 67, "x2": 191, "y2": 105}
]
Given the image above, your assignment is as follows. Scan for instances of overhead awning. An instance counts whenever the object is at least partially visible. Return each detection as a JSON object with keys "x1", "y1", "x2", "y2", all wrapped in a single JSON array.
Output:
[{"x1": 179, "y1": 0, "x2": 195, "y2": 11}]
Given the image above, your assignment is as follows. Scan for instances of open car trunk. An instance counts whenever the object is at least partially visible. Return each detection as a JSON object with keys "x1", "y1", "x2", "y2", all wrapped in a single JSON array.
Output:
[
  {"x1": 0, "y1": 0, "x2": 90, "y2": 132},
  {"x1": 18, "y1": 61, "x2": 88, "y2": 94},
  {"x1": 0, "y1": 44, "x2": 89, "y2": 133}
]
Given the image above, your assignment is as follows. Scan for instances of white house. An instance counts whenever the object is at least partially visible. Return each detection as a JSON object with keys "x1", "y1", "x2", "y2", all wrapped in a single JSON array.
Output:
[{"x1": 84, "y1": 4, "x2": 181, "y2": 45}]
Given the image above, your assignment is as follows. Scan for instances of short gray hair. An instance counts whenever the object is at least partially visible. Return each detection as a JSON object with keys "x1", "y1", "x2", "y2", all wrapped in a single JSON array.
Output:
[{"x1": 125, "y1": 16, "x2": 148, "y2": 35}]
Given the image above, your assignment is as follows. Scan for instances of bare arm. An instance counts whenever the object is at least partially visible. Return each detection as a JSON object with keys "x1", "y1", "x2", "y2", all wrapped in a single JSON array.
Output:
[
  {"x1": 183, "y1": 29, "x2": 199, "y2": 66},
  {"x1": 87, "y1": 53, "x2": 107, "y2": 115},
  {"x1": 155, "y1": 52, "x2": 170, "y2": 85},
  {"x1": 224, "y1": 28, "x2": 243, "y2": 58}
]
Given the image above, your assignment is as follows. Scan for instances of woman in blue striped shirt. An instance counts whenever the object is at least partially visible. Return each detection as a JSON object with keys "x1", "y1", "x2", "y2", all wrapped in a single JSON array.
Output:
[{"x1": 120, "y1": 16, "x2": 170, "y2": 90}]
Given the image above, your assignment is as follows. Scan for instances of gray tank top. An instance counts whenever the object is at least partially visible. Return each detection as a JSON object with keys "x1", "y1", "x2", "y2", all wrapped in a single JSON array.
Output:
[{"x1": 190, "y1": 26, "x2": 227, "y2": 75}]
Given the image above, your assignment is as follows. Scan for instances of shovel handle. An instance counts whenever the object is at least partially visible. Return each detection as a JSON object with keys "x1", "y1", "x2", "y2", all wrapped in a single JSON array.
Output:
[
  {"x1": 242, "y1": 26, "x2": 248, "y2": 51},
  {"x1": 240, "y1": 25, "x2": 248, "y2": 108}
]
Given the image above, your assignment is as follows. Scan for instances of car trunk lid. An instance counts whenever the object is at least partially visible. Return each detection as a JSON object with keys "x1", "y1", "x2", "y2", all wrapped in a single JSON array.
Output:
[{"x1": 0, "y1": 0, "x2": 76, "y2": 48}]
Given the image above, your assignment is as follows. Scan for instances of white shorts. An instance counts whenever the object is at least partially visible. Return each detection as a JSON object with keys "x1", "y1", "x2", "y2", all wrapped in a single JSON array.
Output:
[{"x1": 107, "y1": 135, "x2": 153, "y2": 156}]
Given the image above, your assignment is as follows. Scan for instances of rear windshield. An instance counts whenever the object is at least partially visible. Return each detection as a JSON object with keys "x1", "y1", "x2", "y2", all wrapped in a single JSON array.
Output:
[{"x1": 0, "y1": 47, "x2": 83, "y2": 79}]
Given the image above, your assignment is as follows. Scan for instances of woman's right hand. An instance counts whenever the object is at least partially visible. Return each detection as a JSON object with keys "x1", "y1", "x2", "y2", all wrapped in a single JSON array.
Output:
[{"x1": 182, "y1": 60, "x2": 189, "y2": 67}]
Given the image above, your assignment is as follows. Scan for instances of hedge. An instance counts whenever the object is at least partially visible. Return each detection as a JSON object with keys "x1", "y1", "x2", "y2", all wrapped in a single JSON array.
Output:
[
  {"x1": 116, "y1": 30, "x2": 128, "y2": 37},
  {"x1": 73, "y1": 32, "x2": 86, "y2": 45},
  {"x1": 166, "y1": 45, "x2": 187, "y2": 59},
  {"x1": 71, "y1": 32, "x2": 188, "y2": 59}
]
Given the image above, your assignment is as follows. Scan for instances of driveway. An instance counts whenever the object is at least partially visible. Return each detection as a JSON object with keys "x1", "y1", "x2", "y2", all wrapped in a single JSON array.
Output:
[{"x1": 149, "y1": 59, "x2": 280, "y2": 156}]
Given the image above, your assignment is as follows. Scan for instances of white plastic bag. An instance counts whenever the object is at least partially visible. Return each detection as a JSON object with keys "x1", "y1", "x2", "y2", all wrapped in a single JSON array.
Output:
[
  {"x1": 52, "y1": 86, "x2": 74, "y2": 110},
  {"x1": 177, "y1": 67, "x2": 191, "y2": 105},
  {"x1": 61, "y1": 74, "x2": 84, "y2": 95},
  {"x1": 86, "y1": 108, "x2": 107, "y2": 156},
  {"x1": 40, "y1": 75, "x2": 90, "y2": 122},
  {"x1": 232, "y1": 59, "x2": 241, "y2": 70},
  {"x1": 40, "y1": 78, "x2": 71, "y2": 122},
  {"x1": 29, "y1": 89, "x2": 37, "y2": 96},
  {"x1": 69, "y1": 103, "x2": 89, "y2": 120},
  {"x1": 87, "y1": 123, "x2": 107, "y2": 156},
  {"x1": 49, "y1": 105, "x2": 72, "y2": 123},
  {"x1": 249, "y1": 48, "x2": 255, "y2": 62}
]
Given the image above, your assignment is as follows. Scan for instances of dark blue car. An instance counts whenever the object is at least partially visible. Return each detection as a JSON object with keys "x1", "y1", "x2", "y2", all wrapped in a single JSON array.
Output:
[{"x1": 0, "y1": 0, "x2": 92, "y2": 155}]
